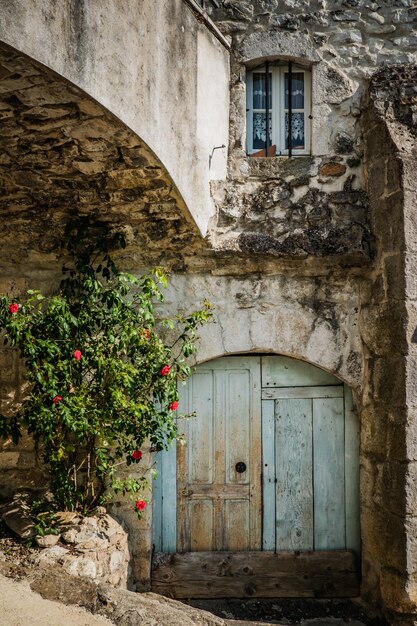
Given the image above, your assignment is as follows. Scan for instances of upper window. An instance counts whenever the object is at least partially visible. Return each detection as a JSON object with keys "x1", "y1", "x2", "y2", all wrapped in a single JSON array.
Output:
[{"x1": 246, "y1": 63, "x2": 311, "y2": 157}]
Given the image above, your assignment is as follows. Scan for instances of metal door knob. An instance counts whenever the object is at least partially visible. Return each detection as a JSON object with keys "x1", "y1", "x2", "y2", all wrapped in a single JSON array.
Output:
[{"x1": 235, "y1": 461, "x2": 247, "y2": 473}]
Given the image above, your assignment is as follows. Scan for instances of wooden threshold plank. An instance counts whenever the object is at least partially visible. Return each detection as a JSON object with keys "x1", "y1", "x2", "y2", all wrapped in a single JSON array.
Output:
[{"x1": 151, "y1": 550, "x2": 359, "y2": 599}]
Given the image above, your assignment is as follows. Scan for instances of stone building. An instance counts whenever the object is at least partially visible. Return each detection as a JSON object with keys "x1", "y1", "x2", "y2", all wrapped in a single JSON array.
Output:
[{"x1": 0, "y1": 1, "x2": 417, "y2": 624}]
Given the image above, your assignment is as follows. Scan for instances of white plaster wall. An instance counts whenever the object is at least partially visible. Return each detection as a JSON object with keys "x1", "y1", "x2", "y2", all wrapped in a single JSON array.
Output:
[
  {"x1": 0, "y1": 0, "x2": 229, "y2": 235},
  {"x1": 197, "y1": 30, "x2": 229, "y2": 182}
]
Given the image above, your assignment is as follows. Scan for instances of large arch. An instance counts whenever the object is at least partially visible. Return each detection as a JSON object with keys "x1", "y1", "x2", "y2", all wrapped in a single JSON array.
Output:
[
  {"x1": 0, "y1": 0, "x2": 230, "y2": 235},
  {"x1": 0, "y1": 42, "x2": 205, "y2": 276}
]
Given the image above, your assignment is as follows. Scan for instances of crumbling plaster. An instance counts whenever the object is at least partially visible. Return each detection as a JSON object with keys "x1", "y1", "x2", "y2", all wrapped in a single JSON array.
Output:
[{"x1": 209, "y1": 0, "x2": 417, "y2": 262}]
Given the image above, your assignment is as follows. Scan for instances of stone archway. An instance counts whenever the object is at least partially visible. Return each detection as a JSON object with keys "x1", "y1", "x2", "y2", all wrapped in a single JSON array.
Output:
[{"x1": 0, "y1": 42, "x2": 205, "y2": 279}]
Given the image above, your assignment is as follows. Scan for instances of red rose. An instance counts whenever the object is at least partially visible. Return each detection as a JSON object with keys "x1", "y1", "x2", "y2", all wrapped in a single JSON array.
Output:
[
  {"x1": 132, "y1": 450, "x2": 143, "y2": 460},
  {"x1": 73, "y1": 350, "x2": 82, "y2": 361},
  {"x1": 169, "y1": 401, "x2": 179, "y2": 411},
  {"x1": 52, "y1": 395, "x2": 63, "y2": 404},
  {"x1": 159, "y1": 365, "x2": 171, "y2": 376},
  {"x1": 135, "y1": 500, "x2": 146, "y2": 512},
  {"x1": 8, "y1": 303, "x2": 19, "y2": 314},
  {"x1": 142, "y1": 329, "x2": 151, "y2": 340}
]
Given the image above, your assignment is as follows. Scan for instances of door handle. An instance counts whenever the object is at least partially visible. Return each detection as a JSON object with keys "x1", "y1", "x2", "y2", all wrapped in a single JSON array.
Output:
[{"x1": 235, "y1": 461, "x2": 247, "y2": 473}]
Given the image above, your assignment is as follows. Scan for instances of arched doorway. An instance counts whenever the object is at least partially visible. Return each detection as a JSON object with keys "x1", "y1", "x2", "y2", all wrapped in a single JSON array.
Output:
[{"x1": 152, "y1": 355, "x2": 360, "y2": 598}]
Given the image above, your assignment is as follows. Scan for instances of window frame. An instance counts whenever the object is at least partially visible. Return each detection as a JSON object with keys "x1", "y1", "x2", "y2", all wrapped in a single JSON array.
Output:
[{"x1": 246, "y1": 64, "x2": 312, "y2": 157}]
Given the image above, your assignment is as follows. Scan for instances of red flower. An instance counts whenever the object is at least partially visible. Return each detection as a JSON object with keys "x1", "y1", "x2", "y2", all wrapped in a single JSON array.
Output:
[
  {"x1": 142, "y1": 328, "x2": 151, "y2": 340},
  {"x1": 52, "y1": 395, "x2": 63, "y2": 404},
  {"x1": 159, "y1": 365, "x2": 171, "y2": 376},
  {"x1": 169, "y1": 401, "x2": 179, "y2": 411},
  {"x1": 8, "y1": 303, "x2": 19, "y2": 314},
  {"x1": 135, "y1": 500, "x2": 146, "y2": 512},
  {"x1": 73, "y1": 350, "x2": 82, "y2": 361},
  {"x1": 132, "y1": 450, "x2": 143, "y2": 461}
]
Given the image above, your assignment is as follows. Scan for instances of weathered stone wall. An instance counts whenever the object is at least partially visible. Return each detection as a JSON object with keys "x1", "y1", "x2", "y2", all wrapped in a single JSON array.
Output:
[
  {"x1": 205, "y1": 4, "x2": 417, "y2": 622},
  {"x1": 357, "y1": 65, "x2": 417, "y2": 625},
  {"x1": 164, "y1": 272, "x2": 362, "y2": 386},
  {"x1": 208, "y1": 1, "x2": 417, "y2": 261}
]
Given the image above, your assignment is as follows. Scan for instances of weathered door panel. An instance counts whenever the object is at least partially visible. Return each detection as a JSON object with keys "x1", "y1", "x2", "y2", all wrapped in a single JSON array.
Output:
[
  {"x1": 313, "y1": 396, "x2": 345, "y2": 549},
  {"x1": 177, "y1": 357, "x2": 262, "y2": 552},
  {"x1": 275, "y1": 398, "x2": 313, "y2": 551},
  {"x1": 261, "y1": 364, "x2": 359, "y2": 556},
  {"x1": 262, "y1": 355, "x2": 340, "y2": 388}
]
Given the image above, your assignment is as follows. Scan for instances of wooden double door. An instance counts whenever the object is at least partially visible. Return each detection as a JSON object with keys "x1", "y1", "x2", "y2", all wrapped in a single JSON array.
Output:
[{"x1": 152, "y1": 356, "x2": 360, "y2": 598}]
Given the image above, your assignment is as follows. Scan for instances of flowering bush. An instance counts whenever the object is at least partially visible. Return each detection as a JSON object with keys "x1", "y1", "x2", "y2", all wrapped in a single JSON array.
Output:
[{"x1": 0, "y1": 228, "x2": 212, "y2": 516}]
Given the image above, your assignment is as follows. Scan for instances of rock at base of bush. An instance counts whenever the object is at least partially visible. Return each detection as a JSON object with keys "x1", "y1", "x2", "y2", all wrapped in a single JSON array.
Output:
[{"x1": 30, "y1": 513, "x2": 130, "y2": 589}]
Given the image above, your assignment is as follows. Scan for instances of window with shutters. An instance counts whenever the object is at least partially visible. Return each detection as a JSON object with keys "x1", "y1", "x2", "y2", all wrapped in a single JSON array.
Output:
[{"x1": 246, "y1": 63, "x2": 312, "y2": 157}]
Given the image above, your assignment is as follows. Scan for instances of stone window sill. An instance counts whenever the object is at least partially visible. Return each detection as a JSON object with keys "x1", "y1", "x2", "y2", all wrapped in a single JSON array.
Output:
[{"x1": 243, "y1": 155, "x2": 315, "y2": 178}]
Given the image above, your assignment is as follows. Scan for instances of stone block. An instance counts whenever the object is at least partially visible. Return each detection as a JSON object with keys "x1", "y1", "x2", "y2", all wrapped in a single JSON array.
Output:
[
  {"x1": 384, "y1": 254, "x2": 405, "y2": 301},
  {"x1": 360, "y1": 302, "x2": 407, "y2": 356},
  {"x1": 380, "y1": 568, "x2": 417, "y2": 614},
  {"x1": 360, "y1": 405, "x2": 409, "y2": 461},
  {"x1": 402, "y1": 159, "x2": 417, "y2": 193},
  {"x1": 371, "y1": 356, "x2": 406, "y2": 408},
  {"x1": 131, "y1": 555, "x2": 152, "y2": 591},
  {"x1": 66, "y1": 557, "x2": 97, "y2": 579},
  {"x1": 319, "y1": 162, "x2": 347, "y2": 177},
  {"x1": 1, "y1": 491, "x2": 36, "y2": 538},
  {"x1": 368, "y1": 11, "x2": 385, "y2": 25},
  {"x1": 366, "y1": 158, "x2": 388, "y2": 200},
  {"x1": 361, "y1": 503, "x2": 407, "y2": 573},
  {"x1": 110, "y1": 550, "x2": 125, "y2": 574},
  {"x1": 375, "y1": 460, "x2": 417, "y2": 517},
  {"x1": 407, "y1": 304, "x2": 417, "y2": 352},
  {"x1": 372, "y1": 191, "x2": 405, "y2": 254},
  {"x1": 17, "y1": 451, "x2": 38, "y2": 469},
  {"x1": 359, "y1": 274, "x2": 384, "y2": 306},
  {"x1": 36, "y1": 533, "x2": 60, "y2": 548},
  {"x1": 386, "y1": 155, "x2": 403, "y2": 195},
  {"x1": 405, "y1": 254, "x2": 417, "y2": 301},
  {"x1": 33, "y1": 545, "x2": 69, "y2": 564},
  {"x1": 332, "y1": 10, "x2": 360, "y2": 21}
]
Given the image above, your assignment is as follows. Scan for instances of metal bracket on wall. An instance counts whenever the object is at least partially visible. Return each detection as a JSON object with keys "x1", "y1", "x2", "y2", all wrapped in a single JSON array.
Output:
[{"x1": 209, "y1": 144, "x2": 226, "y2": 169}]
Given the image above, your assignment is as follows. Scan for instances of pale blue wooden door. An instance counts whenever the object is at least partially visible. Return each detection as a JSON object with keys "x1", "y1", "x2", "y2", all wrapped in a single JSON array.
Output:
[
  {"x1": 154, "y1": 355, "x2": 360, "y2": 556},
  {"x1": 261, "y1": 356, "x2": 360, "y2": 555},
  {"x1": 153, "y1": 356, "x2": 262, "y2": 553}
]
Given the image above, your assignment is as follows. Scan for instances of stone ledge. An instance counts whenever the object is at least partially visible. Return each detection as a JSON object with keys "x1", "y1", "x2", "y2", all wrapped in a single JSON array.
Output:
[{"x1": 29, "y1": 564, "x2": 228, "y2": 626}]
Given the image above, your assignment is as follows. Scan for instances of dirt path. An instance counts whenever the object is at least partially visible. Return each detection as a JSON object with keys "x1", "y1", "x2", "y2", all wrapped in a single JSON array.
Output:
[
  {"x1": 0, "y1": 570, "x2": 371, "y2": 626},
  {"x1": 0, "y1": 574, "x2": 113, "y2": 626}
]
